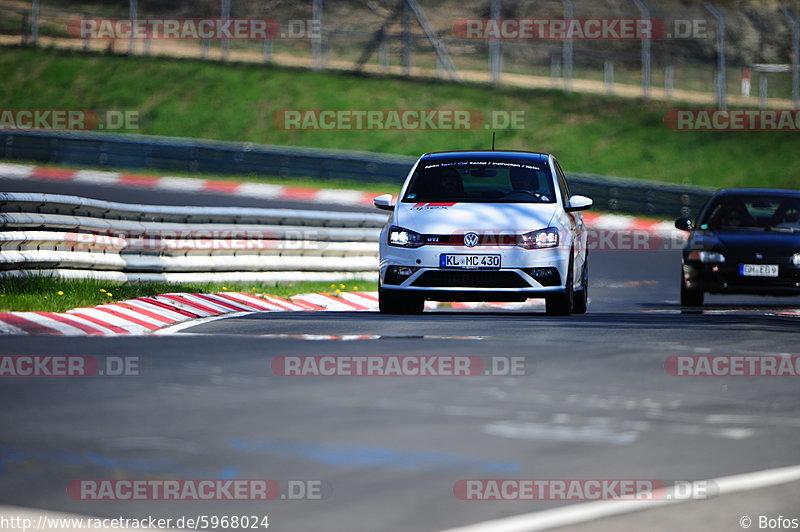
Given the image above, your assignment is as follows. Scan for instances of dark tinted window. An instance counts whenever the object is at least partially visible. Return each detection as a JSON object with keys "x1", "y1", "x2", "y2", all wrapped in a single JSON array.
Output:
[
  {"x1": 700, "y1": 195, "x2": 800, "y2": 231},
  {"x1": 402, "y1": 160, "x2": 556, "y2": 203}
]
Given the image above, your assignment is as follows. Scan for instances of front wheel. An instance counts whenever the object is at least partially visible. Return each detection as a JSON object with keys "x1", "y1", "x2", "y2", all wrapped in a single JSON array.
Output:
[
  {"x1": 546, "y1": 257, "x2": 574, "y2": 316},
  {"x1": 680, "y1": 274, "x2": 704, "y2": 306},
  {"x1": 379, "y1": 289, "x2": 424, "y2": 314},
  {"x1": 572, "y1": 255, "x2": 588, "y2": 314}
]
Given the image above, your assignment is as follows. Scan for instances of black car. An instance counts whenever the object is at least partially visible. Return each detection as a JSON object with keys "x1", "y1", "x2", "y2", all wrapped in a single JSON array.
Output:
[{"x1": 675, "y1": 188, "x2": 800, "y2": 306}]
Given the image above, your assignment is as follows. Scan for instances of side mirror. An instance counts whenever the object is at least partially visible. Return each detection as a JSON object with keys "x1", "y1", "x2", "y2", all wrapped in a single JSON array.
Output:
[
  {"x1": 565, "y1": 195, "x2": 593, "y2": 212},
  {"x1": 373, "y1": 194, "x2": 395, "y2": 211},
  {"x1": 674, "y1": 217, "x2": 693, "y2": 231}
]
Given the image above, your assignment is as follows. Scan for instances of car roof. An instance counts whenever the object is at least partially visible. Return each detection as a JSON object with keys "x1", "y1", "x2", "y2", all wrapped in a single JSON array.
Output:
[
  {"x1": 714, "y1": 188, "x2": 800, "y2": 197},
  {"x1": 419, "y1": 150, "x2": 552, "y2": 163}
]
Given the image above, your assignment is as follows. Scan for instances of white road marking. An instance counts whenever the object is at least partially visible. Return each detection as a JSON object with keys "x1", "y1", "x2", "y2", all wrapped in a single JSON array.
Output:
[
  {"x1": 438, "y1": 464, "x2": 800, "y2": 532},
  {"x1": 482, "y1": 420, "x2": 640, "y2": 446},
  {"x1": 152, "y1": 311, "x2": 256, "y2": 334}
]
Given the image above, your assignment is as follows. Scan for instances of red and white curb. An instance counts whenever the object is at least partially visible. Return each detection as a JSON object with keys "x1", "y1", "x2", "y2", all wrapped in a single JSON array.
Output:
[
  {"x1": 0, "y1": 162, "x2": 678, "y2": 234},
  {"x1": 0, "y1": 163, "x2": 377, "y2": 206},
  {"x1": 0, "y1": 291, "x2": 274, "y2": 336},
  {"x1": 0, "y1": 291, "x2": 547, "y2": 336}
]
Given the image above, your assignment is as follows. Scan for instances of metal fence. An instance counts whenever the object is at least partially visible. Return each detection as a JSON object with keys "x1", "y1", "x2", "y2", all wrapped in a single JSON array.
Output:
[
  {"x1": 0, "y1": 130, "x2": 714, "y2": 218},
  {"x1": 3, "y1": 0, "x2": 799, "y2": 108},
  {"x1": 0, "y1": 191, "x2": 384, "y2": 283}
]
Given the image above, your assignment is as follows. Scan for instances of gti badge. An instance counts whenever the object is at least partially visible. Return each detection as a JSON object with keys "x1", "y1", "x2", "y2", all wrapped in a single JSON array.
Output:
[{"x1": 463, "y1": 232, "x2": 479, "y2": 248}]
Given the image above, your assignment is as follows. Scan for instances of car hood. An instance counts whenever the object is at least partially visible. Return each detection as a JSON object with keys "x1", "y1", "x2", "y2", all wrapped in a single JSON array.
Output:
[
  {"x1": 710, "y1": 230, "x2": 800, "y2": 256},
  {"x1": 396, "y1": 202, "x2": 559, "y2": 234}
]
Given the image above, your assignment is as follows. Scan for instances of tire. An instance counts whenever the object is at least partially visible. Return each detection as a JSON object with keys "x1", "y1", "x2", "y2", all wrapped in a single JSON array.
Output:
[
  {"x1": 546, "y1": 255, "x2": 574, "y2": 316},
  {"x1": 572, "y1": 255, "x2": 588, "y2": 315},
  {"x1": 379, "y1": 289, "x2": 424, "y2": 314},
  {"x1": 680, "y1": 274, "x2": 704, "y2": 307}
]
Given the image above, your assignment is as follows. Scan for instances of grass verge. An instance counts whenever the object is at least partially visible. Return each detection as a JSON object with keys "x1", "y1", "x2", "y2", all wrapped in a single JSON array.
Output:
[
  {"x1": 2, "y1": 46, "x2": 799, "y2": 189},
  {"x1": 0, "y1": 277, "x2": 376, "y2": 313}
]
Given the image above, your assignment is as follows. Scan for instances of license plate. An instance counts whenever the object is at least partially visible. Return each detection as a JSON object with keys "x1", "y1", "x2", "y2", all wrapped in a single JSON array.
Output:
[
  {"x1": 740, "y1": 264, "x2": 779, "y2": 277},
  {"x1": 440, "y1": 254, "x2": 501, "y2": 269}
]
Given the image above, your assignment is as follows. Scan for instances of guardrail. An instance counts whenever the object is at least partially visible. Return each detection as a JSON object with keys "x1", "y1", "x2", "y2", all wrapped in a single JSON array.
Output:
[
  {"x1": 0, "y1": 193, "x2": 384, "y2": 283},
  {"x1": 0, "y1": 130, "x2": 715, "y2": 218}
]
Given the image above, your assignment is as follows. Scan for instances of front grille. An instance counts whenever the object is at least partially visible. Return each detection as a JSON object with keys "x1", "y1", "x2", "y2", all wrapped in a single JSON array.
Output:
[
  {"x1": 725, "y1": 254, "x2": 787, "y2": 263},
  {"x1": 697, "y1": 264, "x2": 800, "y2": 289},
  {"x1": 411, "y1": 271, "x2": 530, "y2": 288},
  {"x1": 422, "y1": 234, "x2": 518, "y2": 246},
  {"x1": 719, "y1": 274, "x2": 800, "y2": 288}
]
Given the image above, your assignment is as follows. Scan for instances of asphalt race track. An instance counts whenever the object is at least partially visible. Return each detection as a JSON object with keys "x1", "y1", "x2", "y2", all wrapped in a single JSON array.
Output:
[
  {"x1": 0, "y1": 177, "x2": 378, "y2": 213},
  {"x1": 1, "y1": 177, "x2": 799, "y2": 531}
]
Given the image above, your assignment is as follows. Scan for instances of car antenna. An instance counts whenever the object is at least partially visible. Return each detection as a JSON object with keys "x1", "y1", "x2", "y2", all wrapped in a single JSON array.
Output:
[{"x1": 491, "y1": 132, "x2": 496, "y2": 151}]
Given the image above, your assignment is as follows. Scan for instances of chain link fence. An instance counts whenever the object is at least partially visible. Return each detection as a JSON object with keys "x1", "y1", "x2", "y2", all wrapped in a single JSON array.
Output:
[{"x1": 2, "y1": 0, "x2": 799, "y2": 108}]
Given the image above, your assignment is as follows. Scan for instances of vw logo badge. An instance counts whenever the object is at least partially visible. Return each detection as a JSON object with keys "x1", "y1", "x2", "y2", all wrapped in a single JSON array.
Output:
[
  {"x1": 756, "y1": 253, "x2": 763, "y2": 260},
  {"x1": 464, "y1": 232, "x2": 479, "y2": 247}
]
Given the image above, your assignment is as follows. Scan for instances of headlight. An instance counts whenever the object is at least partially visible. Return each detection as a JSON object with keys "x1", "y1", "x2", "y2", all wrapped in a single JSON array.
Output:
[
  {"x1": 388, "y1": 226, "x2": 424, "y2": 248},
  {"x1": 687, "y1": 250, "x2": 726, "y2": 263},
  {"x1": 792, "y1": 253, "x2": 800, "y2": 266},
  {"x1": 518, "y1": 227, "x2": 559, "y2": 249}
]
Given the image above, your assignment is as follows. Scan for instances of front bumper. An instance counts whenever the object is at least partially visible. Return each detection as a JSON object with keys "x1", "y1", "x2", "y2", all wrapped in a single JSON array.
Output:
[
  {"x1": 380, "y1": 245, "x2": 570, "y2": 301},
  {"x1": 682, "y1": 260, "x2": 800, "y2": 296}
]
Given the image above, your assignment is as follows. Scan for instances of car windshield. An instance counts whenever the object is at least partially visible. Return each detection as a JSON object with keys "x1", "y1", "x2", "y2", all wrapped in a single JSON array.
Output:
[
  {"x1": 402, "y1": 160, "x2": 556, "y2": 203},
  {"x1": 699, "y1": 195, "x2": 800, "y2": 232}
]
